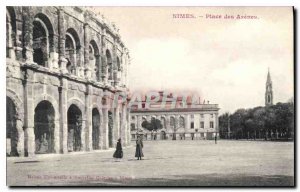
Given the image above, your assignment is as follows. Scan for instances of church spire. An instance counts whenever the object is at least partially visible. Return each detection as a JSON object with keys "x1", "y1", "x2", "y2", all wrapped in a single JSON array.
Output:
[
  {"x1": 266, "y1": 67, "x2": 272, "y2": 84},
  {"x1": 265, "y1": 68, "x2": 273, "y2": 106}
]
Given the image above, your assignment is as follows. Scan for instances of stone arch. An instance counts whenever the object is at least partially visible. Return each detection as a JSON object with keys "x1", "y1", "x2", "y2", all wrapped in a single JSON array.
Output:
[
  {"x1": 67, "y1": 97, "x2": 86, "y2": 116},
  {"x1": 34, "y1": 100, "x2": 55, "y2": 154},
  {"x1": 160, "y1": 130, "x2": 167, "y2": 140},
  {"x1": 89, "y1": 40, "x2": 100, "y2": 81},
  {"x1": 92, "y1": 107, "x2": 101, "y2": 150},
  {"x1": 32, "y1": 13, "x2": 54, "y2": 67},
  {"x1": 33, "y1": 94, "x2": 60, "y2": 154},
  {"x1": 67, "y1": 104, "x2": 83, "y2": 152},
  {"x1": 34, "y1": 94, "x2": 59, "y2": 121},
  {"x1": 170, "y1": 116, "x2": 176, "y2": 129},
  {"x1": 6, "y1": 89, "x2": 23, "y2": 120},
  {"x1": 160, "y1": 116, "x2": 166, "y2": 128},
  {"x1": 6, "y1": 7, "x2": 16, "y2": 58},
  {"x1": 7, "y1": 96, "x2": 18, "y2": 156},
  {"x1": 65, "y1": 28, "x2": 81, "y2": 75}
]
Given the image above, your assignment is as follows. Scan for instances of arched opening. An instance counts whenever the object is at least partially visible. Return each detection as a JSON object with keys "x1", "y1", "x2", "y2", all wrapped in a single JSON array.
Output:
[
  {"x1": 106, "y1": 50, "x2": 113, "y2": 83},
  {"x1": 92, "y1": 108, "x2": 100, "y2": 150},
  {"x1": 34, "y1": 100, "x2": 55, "y2": 154},
  {"x1": 179, "y1": 116, "x2": 185, "y2": 128},
  {"x1": 108, "y1": 110, "x2": 113, "y2": 148},
  {"x1": 170, "y1": 116, "x2": 175, "y2": 129},
  {"x1": 67, "y1": 104, "x2": 82, "y2": 152},
  {"x1": 6, "y1": 97, "x2": 18, "y2": 156},
  {"x1": 160, "y1": 131, "x2": 166, "y2": 140},
  {"x1": 65, "y1": 28, "x2": 81, "y2": 75},
  {"x1": 32, "y1": 14, "x2": 54, "y2": 67},
  {"x1": 161, "y1": 117, "x2": 166, "y2": 128},
  {"x1": 6, "y1": 7, "x2": 16, "y2": 58},
  {"x1": 89, "y1": 40, "x2": 100, "y2": 81}
]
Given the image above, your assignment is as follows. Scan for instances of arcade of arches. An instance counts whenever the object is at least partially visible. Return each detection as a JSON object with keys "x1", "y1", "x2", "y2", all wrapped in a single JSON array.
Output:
[{"x1": 6, "y1": 6, "x2": 131, "y2": 157}]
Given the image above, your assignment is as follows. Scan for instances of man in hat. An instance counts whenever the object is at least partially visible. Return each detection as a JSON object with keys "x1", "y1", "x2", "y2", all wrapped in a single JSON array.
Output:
[{"x1": 135, "y1": 135, "x2": 144, "y2": 160}]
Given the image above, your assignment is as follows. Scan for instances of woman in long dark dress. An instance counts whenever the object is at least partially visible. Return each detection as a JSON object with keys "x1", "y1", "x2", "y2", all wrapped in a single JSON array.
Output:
[
  {"x1": 135, "y1": 136, "x2": 144, "y2": 160},
  {"x1": 113, "y1": 138, "x2": 123, "y2": 159}
]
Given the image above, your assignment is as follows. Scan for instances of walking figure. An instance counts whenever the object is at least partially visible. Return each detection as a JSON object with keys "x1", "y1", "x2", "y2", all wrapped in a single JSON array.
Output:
[
  {"x1": 135, "y1": 135, "x2": 144, "y2": 160},
  {"x1": 215, "y1": 135, "x2": 217, "y2": 144},
  {"x1": 113, "y1": 138, "x2": 123, "y2": 159}
]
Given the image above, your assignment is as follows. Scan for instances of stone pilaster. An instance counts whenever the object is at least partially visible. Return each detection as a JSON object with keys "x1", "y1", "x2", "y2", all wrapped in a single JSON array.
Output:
[
  {"x1": 58, "y1": 8, "x2": 68, "y2": 73},
  {"x1": 59, "y1": 79, "x2": 68, "y2": 153},
  {"x1": 84, "y1": 24, "x2": 92, "y2": 79},
  {"x1": 120, "y1": 104, "x2": 126, "y2": 146},
  {"x1": 121, "y1": 51, "x2": 126, "y2": 87},
  {"x1": 101, "y1": 32, "x2": 108, "y2": 84},
  {"x1": 80, "y1": 119, "x2": 86, "y2": 151},
  {"x1": 112, "y1": 41, "x2": 118, "y2": 87},
  {"x1": 22, "y1": 7, "x2": 34, "y2": 63},
  {"x1": 114, "y1": 104, "x2": 120, "y2": 144},
  {"x1": 126, "y1": 108, "x2": 131, "y2": 145},
  {"x1": 16, "y1": 118, "x2": 24, "y2": 156},
  {"x1": 101, "y1": 94, "x2": 109, "y2": 149},
  {"x1": 76, "y1": 46, "x2": 85, "y2": 77},
  {"x1": 22, "y1": 69, "x2": 35, "y2": 157},
  {"x1": 125, "y1": 52, "x2": 129, "y2": 87},
  {"x1": 85, "y1": 85, "x2": 93, "y2": 151}
]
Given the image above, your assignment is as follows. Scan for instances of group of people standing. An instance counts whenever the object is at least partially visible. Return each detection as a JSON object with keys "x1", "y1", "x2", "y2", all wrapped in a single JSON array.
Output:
[{"x1": 113, "y1": 135, "x2": 144, "y2": 160}]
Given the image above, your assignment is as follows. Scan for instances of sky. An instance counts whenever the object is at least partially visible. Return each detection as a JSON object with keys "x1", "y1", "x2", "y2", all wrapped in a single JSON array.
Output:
[{"x1": 93, "y1": 6, "x2": 294, "y2": 114}]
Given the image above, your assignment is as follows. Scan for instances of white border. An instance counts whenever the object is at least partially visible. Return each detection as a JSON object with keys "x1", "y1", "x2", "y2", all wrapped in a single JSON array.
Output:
[{"x1": 1, "y1": 0, "x2": 298, "y2": 191}]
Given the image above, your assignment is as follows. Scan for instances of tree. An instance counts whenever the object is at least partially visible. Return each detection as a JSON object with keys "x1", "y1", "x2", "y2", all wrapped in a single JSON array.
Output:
[
  {"x1": 219, "y1": 101, "x2": 294, "y2": 141},
  {"x1": 219, "y1": 112, "x2": 230, "y2": 139},
  {"x1": 141, "y1": 118, "x2": 162, "y2": 131}
]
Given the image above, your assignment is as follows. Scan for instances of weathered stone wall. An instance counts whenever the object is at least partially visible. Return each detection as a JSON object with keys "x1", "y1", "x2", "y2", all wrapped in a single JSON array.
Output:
[{"x1": 6, "y1": 6, "x2": 131, "y2": 157}]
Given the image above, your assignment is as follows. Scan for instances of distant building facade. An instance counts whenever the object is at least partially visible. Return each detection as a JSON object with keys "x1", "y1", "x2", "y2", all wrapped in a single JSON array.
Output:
[
  {"x1": 130, "y1": 91, "x2": 220, "y2": 140},
  {"x1": 6, "y1": 6, "x2": 131, "y2": 157}
]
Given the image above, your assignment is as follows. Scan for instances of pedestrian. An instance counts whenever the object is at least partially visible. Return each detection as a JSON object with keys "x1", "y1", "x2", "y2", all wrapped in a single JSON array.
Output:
[
  {"x1": 135, "y1": 135, "x2": 144, "y2": 160},
  {"x1": 113, "y1": 138, "x2": 123, "y2": 159},
  {"x1": 215, "y1": 135, "x2": 217, "y2": 144}
]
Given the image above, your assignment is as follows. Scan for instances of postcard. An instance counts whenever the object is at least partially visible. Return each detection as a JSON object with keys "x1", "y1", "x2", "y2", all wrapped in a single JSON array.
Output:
[{"x1": 6, "y1": 6, "x2": 294, "y2": 186}]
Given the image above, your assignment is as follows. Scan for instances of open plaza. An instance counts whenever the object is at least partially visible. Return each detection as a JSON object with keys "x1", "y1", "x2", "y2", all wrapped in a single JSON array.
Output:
[{"x1": 7, "y1": 140, "x2": 294, "y2": 186}]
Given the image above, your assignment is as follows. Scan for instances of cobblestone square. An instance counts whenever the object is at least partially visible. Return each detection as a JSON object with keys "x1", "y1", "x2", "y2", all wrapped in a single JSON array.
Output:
[{"x1": 7, "y1": 140, "x2": 294, "y2": 186}]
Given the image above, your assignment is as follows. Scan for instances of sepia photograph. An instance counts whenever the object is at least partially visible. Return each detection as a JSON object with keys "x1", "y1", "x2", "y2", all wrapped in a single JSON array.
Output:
[{"x1": 5, "y1": 5, "x2": 294, "y2": 187}]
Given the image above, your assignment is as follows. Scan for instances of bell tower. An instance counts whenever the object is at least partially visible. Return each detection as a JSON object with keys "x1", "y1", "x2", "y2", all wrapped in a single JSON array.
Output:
[{"x1": 265, "y1": 68, "x2": 273, "y2": 106}]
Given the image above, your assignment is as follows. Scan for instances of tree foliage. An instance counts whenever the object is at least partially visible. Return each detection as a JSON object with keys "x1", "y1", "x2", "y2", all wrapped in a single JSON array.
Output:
[
  {"x1": 219, "y1": 102, "x2": 294, "y2": 140},
  {"x1": 141, "y1": 118, "x2": 163, "y2": 131}
]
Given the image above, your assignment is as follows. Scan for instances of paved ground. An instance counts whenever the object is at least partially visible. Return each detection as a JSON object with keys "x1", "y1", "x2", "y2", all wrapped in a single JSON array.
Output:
[{"x1": 7, "y1": 140, "x2": 294, "y2": 186}]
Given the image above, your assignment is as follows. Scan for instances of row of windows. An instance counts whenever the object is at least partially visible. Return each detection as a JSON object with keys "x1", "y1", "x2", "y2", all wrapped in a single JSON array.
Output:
[
  {"x1": 191, "y1": 114, "x2": 215, "y2": 119},
  {"x1": 190, "y1": 121, "x2": 214, "y2": 129},
  {"x1": 132, "y1": 113, "x2": 216, "y2": 121}
]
